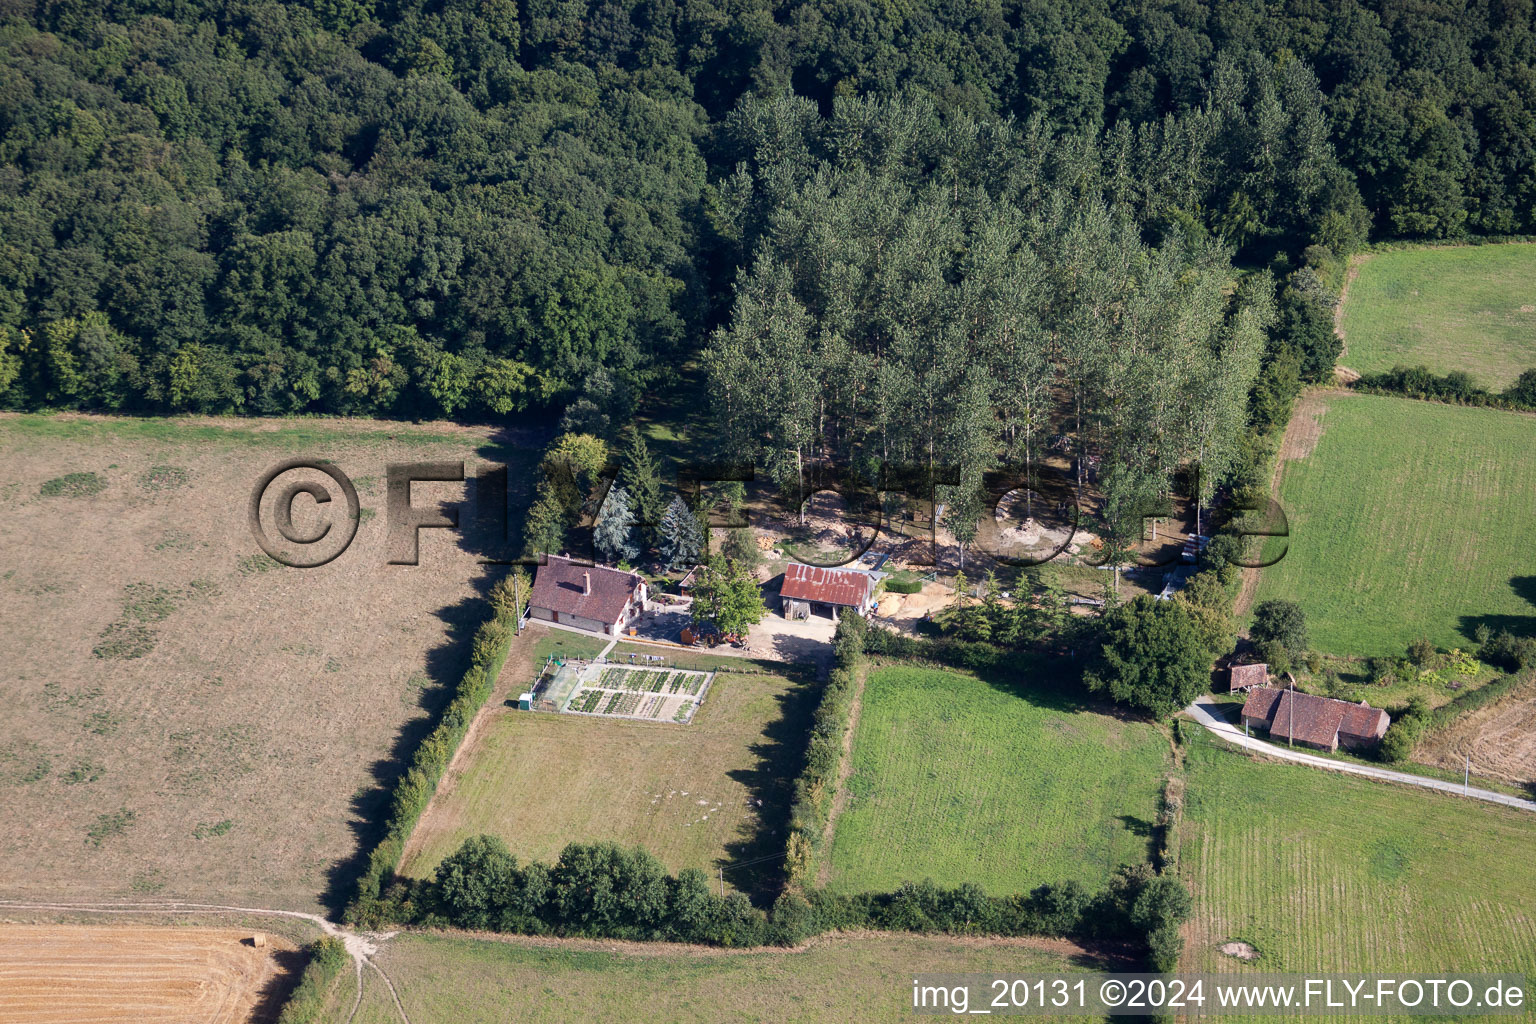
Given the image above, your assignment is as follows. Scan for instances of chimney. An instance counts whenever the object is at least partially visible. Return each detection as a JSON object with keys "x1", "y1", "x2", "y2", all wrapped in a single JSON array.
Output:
[{"x1": 582, "y1": 572, "x2": 591, "y2": 596}]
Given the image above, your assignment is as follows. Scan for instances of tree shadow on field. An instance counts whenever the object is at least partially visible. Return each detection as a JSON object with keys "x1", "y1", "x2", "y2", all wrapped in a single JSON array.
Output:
[
  {"x1": 319, "y1": 424, "x2": 543, "y2": 917},
  {"x1": 1458, "y1": 575, "x2": 1536, "y2": 643},
  {"x1": 250, "y1": 946, "x2": 309, "y2": 1024},
  {"x1": 319, "y1": 581, "x2": 493, "y2": 915},
  {"x1": 720, "y1": 661, "x2": 823, "y2": 907}
]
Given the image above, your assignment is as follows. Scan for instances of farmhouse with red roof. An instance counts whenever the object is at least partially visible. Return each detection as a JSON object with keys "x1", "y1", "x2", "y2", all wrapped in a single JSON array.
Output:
[
  {"x1": 779, "y1": 562, "x2": 876, "y2": 621},
  {"x1": 527, "y1": 555, "x2": 647, "y2": 636},
  {"x1": 1239, "y1": 686, "x2": 1390, "y2": 752}
]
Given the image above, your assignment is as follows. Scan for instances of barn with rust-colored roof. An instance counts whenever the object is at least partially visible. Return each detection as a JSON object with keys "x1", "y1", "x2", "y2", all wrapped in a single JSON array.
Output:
[
  {"x1": 779, "y1": 563, "x2": 876, "y2": 620},
  {"x1": 1239, "y1": 686, "x2": 1391, "y2": 752}
]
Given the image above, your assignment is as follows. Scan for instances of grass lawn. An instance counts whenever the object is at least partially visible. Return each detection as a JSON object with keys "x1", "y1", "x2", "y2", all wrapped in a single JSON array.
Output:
[
  {"x1": 525, "y1": 629, "x2": 610, "y2": 668},
  {"x1": 1341, "y1": 243, "x2": 1536, "y2": 390},
  {"x1": 397, "y1": 668, "x2": 816, "y2": 897},
  {"x1": 1250, "y1": 393, "x2": 1536, "y2": 657},
  {"x1": 824, "y1": 665, "x2": 1171, "y2": 895},
  {"x1": 340, "y1": 931, "x2": 1108, "y2": 1024},
  {"x1": 1178, "y1": 728, "x2": 1536, "y2": 980}
]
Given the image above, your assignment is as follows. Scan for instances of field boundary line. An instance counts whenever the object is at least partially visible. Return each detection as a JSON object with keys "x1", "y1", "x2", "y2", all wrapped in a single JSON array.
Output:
[
  {"x1": 1332, "y1": 251, "x2": 1370, "y2": 365},
  {"x1": 1184, "y1": 697, "x2": 1536, "y2": 812},
  {"x1": 816, "y1": 660, "x2": 869, "y2": 888}
]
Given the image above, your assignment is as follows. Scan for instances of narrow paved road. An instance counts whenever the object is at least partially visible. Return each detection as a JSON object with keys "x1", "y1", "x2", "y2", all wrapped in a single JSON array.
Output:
[{"x1": 1185, "y1": 695, "x2": 1536, "y2": 812}]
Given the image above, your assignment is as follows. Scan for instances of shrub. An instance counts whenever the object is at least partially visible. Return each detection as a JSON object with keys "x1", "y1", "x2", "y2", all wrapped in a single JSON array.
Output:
[
  {"x1": 488, "y1": 567, "x2": 530, "y2": 620},
  {"x1": 1353, "y1": 364, "x2": 1536, "y2": 412},
  {"x1": 1407, "y1": 636, "x2": 1437, "y2": 667},
  {"x1": 1379, "y1": 696, "x2": 1431, "y2": 763},
  {"x1": 1481, "y1": 630, "x2": 1536, "y2": 673},
  {"x1": 276, "y1": 937, "x2": 350, "y2": 1024},
  {"x1": 883, "y1": 575, "x2": 923, "y2": 595}
]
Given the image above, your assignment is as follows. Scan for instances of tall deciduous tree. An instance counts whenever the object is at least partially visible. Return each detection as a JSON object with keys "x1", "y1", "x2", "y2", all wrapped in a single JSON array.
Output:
[
  {"x1": 690, "y1": 558, "x2": 766, "y2": 638},
  {"x1": 1084, "y1": 596, "x2": 1219, "y2": 719}
]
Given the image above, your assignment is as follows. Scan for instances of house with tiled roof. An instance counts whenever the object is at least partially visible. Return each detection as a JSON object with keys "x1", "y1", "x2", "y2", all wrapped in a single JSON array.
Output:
[
  {"x1": 779, "y1": 563, "x2": 876, "y2": 620},
  {"x1": 527, "y1": 555, "x2": 647, "y2": 636},
  {"x1": 1239, "y1": 686, "x2": 1390, "y2": 752}
]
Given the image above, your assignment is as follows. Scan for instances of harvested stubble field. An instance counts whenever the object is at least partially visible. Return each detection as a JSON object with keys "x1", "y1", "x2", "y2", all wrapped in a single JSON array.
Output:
[
  {"x1": 824, "y1": 665, "x2": 1171, "y2": 895},
  {"x1": 1178, "y1": 729, "x2": 1536, "y2": 988},
  {"x1": 1339, "y1": 243, "x2": 1536, "y2": 390},
  {"x1": 335, "y1": 930, "x2": 1108, "y2": 1024},
  {"x1": 1249, "y1": 393, "x2": 1536, "y2": 657},
  {"x1": 397, "y1": 660, "x2": 816, "y2": 893},
  {"x1": 0, "y1": 924, "x2": 301, "y2": 1023},
  {"x1": 0, "y1": 413, "x2": 537, "y2": 912},
  {"x1": 1415, "y1": 680, "x2": 1536, "y2": 787}
]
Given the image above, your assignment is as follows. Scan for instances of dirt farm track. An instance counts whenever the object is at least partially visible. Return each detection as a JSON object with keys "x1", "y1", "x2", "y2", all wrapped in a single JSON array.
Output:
[{"x1": 0, "y1": 925, "x2": 298, "y2": 1023}]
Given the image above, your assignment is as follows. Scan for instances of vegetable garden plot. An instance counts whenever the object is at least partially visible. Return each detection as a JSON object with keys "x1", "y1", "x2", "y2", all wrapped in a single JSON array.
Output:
[{"x1": 560, "y1": 665, "x2": 714, "y2": 724}]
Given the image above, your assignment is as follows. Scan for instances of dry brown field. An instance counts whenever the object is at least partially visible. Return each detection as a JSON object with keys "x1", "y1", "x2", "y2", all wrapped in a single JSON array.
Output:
[
  {"x1": 0, "y1": 413, "x2": 540, "y2": 912},
  {"x1": 1416, "y1": 681, "x2": 1536, "y2": 786},
  {"x1": 0, "y1": 924, "x2": 301, "y2": 1023}
]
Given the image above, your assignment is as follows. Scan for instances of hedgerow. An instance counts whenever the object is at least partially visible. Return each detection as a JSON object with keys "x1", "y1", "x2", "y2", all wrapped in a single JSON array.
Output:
[
  {"x1": 345, "y1": 592, "x2": 518, "y2": 926},
  {"x1": 276, "y1": 937, "x2": 350, "y2": 1024}
]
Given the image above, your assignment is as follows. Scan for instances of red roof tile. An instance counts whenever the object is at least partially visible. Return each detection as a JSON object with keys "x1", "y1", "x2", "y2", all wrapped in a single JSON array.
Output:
[
  {"x1": 1270, "y1": 689, "x2": 1348, "y2": 747},
  {"x1": 780, "y1": 563, "x2": 874, "y2": 608},
  {"x1": 1240, "y1": 686, "x2": 1283, "y2": 723},
  {"x1": 1241, "y1": 686, "x2": 1389, "y2": 748},
  {"x1": 1340, "y1": 703, "x2": 1389, "y2": 740},
  {"x1": 528, "y1": 555, "x2": 643, "y2": 625}
]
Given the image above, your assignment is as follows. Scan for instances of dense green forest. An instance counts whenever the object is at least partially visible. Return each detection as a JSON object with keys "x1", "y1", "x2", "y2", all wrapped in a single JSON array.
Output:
[{"x1": 0, "y1": 0, "x2": 1532, "y2": 432}]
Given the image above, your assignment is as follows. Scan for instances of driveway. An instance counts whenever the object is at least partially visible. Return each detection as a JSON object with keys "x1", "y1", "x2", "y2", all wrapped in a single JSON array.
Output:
[{"x1": 1185, "y1": 695, "x2": 1536, "y2": 813}]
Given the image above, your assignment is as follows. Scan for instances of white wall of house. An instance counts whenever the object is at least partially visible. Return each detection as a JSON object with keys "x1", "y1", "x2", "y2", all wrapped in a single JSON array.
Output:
[{"x1": 529, "y1": 607, "x2": 615, "y2": 634}]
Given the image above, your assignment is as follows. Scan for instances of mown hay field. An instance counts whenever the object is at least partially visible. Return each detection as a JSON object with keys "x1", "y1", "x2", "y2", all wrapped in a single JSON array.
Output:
[
  {"x1": 1249, "y1": 393, "x2": 1536, "y2": 657},
  {"x1": 398, "y1": 645, "x2": 816, "y2": 896},
  {"x1": 0, "y1": 924, "x2": 302, "y2": 1024},
  {"x1": 1340, "y1": 243, "x2": 1536, "y2": 390},
  {"x1": 0, "y1": 413, "x2": 535, "y2": 912},
  {"x1": 824, "y1": 665, "x2": 1171, "y2": 895},
  {"x1": 1178, "y1": 729, "x2": 1536, "y2": 987},
  {"x1": 336, "y1": 930, "x2": 1108, "y2": 1024}
]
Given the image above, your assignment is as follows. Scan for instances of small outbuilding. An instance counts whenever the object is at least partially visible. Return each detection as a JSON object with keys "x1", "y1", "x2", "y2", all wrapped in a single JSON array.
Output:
[
  {"x1": 779, "y1": 563, "x2": 877, "y2": 621},
  {"x1": 1229, "y1": 662, "x2": 1269, "y2": 692}
]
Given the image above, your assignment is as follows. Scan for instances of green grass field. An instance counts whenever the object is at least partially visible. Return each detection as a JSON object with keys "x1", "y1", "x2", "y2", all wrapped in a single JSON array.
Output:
[
  {"x1": 337, "y1": 931, "x2": 1107, "y2": 1024},
  {"x1": 397, "y1": 668, "x2": 815, "y2": 895},
  {"x1": 1251, "y1": 393, "x2": 1536, "y2": 657},
  {"x1": 824, "y1": 665, "x2": 1171, "y2": 895},
  {"x1": 1341, "y1": 244, "x2": 1536, "y2": 390},
  {"x1": 1178, "y1": 728, "x2": 1536, "y2": 984}
]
